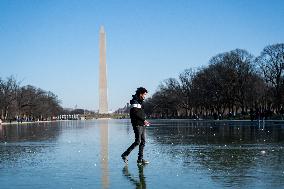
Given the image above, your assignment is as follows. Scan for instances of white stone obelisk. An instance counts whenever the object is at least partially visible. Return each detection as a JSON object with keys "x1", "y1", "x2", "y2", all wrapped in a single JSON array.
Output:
[{"x1": 99, "y1": 26, "x2": 108, "y2": 114}]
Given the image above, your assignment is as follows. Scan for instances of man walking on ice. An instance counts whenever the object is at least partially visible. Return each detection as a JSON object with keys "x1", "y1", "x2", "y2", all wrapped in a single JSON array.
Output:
[{"x1": 121, "y1": 87, "x2": 150, "y2": 165}]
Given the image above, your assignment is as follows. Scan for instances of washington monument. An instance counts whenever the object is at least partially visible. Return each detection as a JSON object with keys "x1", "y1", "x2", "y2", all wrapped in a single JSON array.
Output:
[{"x1": 99, "y1": 26, "x2": 108, "y2": 114}]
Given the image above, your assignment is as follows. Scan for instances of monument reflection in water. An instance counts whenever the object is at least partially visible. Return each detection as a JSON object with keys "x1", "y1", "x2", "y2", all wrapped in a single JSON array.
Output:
[{"x1": 98, "y1": 119, "x2": 109, "y2": 189}]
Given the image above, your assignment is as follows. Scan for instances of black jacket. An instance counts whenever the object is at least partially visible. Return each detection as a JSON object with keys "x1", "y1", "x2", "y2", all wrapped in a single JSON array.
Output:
[{"x1": 130, "y1": 95, "x2": 146, "y2": 126}]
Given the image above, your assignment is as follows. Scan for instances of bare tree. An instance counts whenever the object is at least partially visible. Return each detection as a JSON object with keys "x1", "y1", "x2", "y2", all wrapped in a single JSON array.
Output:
[
  {"x1": 225, "y1": 49, "x2": 256, "y2": 113},
  {"x1": 157, "y1": 78, "x2": 181, "y2": 118},
  {"x1": 144, "y1": 78, "x2": 181, "y2": 118},
  {"x1": 0, "y1": 76, "x2": 63, "y2": 121},
  {"x1": 17, "y1": 86, "x2": 62, "y2": 121},
  {"x1": 256, "y1": 43, "x2": 284, "y2": 110},
  {"x1": 179, "y1": 69, "x2": 196, "y2": 117},
  {"x1": 0, "y1": 76, "x2": 19, "y2": 120}
]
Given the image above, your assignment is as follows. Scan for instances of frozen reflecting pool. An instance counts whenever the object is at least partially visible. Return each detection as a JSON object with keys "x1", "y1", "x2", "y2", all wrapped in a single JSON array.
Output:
[{"x1": 0, "y1": 119, "x2": 283, "y2": 188}]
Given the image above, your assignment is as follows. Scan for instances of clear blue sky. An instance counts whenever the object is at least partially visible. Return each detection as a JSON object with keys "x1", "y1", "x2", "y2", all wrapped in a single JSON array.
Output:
[{"x1": 0, "y1": 0, "x2": 284, "y2": 111}]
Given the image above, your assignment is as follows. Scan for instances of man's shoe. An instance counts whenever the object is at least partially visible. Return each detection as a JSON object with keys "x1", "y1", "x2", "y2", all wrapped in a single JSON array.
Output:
[
  {"x1": 121, "y1": 155, "x2": 128, "y2": 164},
  {"x1": 137, "y1": 159, "x2": 149, "y2": 165}
]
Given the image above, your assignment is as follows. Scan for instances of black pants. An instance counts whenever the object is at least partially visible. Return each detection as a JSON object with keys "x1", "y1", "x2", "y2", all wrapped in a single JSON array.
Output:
[{"x1": 122, "y1": 125, "x2": 146, "y2": 160}]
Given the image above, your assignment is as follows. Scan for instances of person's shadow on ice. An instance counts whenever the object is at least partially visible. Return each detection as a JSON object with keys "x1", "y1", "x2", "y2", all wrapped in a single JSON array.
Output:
[{"x1": 122, "y1": 165, "x2": 147, "y2": 189}]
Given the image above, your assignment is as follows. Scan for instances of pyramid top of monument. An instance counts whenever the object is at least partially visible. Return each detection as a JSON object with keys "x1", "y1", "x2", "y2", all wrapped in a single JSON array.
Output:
[{"x1": 100, "y1": 26, "x2": 105, "y2": 33}]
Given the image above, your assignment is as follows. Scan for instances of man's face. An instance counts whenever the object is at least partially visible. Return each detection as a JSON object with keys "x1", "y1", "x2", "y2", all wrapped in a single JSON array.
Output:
[{"x1": 140, "y1": 92, "x2": 147, "y2": 100}]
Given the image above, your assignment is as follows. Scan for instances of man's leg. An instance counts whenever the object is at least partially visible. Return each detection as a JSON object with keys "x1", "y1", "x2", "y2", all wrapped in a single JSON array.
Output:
[
  {"x1": 138, "y1": 126, "x2": 146, "y2": 160},
  {"x1": 122, "y1": 126, "x2": 141, "y2": 158}
]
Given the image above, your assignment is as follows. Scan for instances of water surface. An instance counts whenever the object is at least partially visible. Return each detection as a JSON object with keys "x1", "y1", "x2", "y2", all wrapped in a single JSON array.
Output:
[{"x1": 0, "y1": 120, "x2": 283, "y2": 188}]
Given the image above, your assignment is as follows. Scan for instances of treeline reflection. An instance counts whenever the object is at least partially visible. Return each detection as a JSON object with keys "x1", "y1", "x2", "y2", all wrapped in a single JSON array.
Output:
[
  {"x1": 148, "y1": 120, "x2": 284, "y2": 144},
  {"x1": 147, "y1": 120, "x2": 284, "y2": 188}
]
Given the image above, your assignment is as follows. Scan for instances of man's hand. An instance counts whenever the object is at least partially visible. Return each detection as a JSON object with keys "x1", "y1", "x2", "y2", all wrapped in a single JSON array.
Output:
[{"x1": 144, "y1": 120, "x2": 150, "y2": 126}]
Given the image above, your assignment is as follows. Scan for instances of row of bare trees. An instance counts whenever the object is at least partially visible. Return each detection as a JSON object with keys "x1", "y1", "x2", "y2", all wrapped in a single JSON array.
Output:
[
  {"x1": 0, "y1": 76, "x2": 63, "y2": 121},
  {"x1": 144, "y1": 43, "x2": 284, "y2": 119}
]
